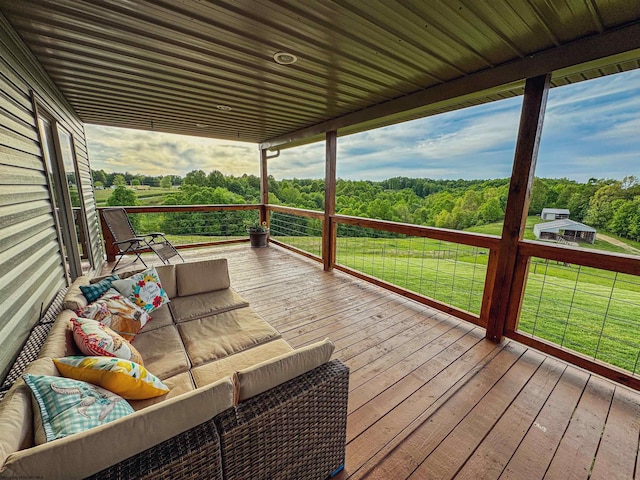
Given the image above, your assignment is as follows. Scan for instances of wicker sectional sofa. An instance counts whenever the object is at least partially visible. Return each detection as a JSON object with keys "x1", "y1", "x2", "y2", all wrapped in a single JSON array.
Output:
[{"x1": 0, "y1": 259, "x2": 349, "y2": 480}]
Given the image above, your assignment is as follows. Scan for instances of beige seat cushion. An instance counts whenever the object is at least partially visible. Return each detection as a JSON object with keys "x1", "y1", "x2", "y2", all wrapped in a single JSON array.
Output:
[
  {"x1": 131, "y1": 326, "x2": 190, "y2": 379},
  {"x1": 234, "y1": 339, "x2": 335, "y2": 404},
  {"x1": 170, "y1": 289, "x2": 249, "y2": 323},
  {"x1": 176, "y1": 258, "x2": 230, "y2": 296},
  {"x1": 177, "y1": 307, "x2": 280, "y2": 367},
  {"x1": 0, "y1": 358, "x2": 58, "y2": 465},
  {"x1": 61, "y1": 276, "x2": 90, "y2": 310},
  {"x1": 129, "y1": 371, "x2": 195, "y2": 411},
  {"x1": 1, "y1": 377, "x2": 234, "y2": 480},
  {"x1": 38, "y1": 311, "x2": 80, "y2": 359},
  {"x1": 191, "y1": 339, "x2": 293, "y2": 388},
  {"x1": 139, "y1": 304, "x2": 174, "y2": 333}
]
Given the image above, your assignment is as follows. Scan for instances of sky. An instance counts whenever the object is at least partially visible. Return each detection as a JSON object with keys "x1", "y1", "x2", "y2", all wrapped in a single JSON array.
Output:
[{"x1": 85, "y1": 69, "x2": 640, "y2": 183}]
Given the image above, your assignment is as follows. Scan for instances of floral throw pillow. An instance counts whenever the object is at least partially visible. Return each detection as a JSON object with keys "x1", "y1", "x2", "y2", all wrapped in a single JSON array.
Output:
[
  {"x1": 54, "y1": 356, "x2": 169, "y2": 400},
  {"x1": 112, "y1": 267, "x2": 169, "y2": 313},
  {"x1": 23, "y1": 374, "x2": 134, "y2": 444},
  {"x1": 71, "y1": 317, "x2": 143, "y2": 365},
  {"x1": 75, "y1": 288, "x2": 150, "y2": 341}
]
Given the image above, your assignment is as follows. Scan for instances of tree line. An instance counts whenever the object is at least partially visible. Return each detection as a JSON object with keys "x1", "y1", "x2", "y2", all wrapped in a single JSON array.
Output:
[{"x1": 100, "y1": 169, "x2": 640, "y2": 241}]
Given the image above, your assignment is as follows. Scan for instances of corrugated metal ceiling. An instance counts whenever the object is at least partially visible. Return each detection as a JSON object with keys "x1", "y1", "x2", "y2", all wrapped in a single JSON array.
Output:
[{"x1": 1, "y1": 0, "x2": 639, "y2": 147}]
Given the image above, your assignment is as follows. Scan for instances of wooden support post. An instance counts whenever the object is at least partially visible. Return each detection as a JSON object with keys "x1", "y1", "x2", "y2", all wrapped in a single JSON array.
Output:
[
  {"x1": 323, "y1": 131, "x2": 337, "y2": 271},
  {"x1": 484, "y1": 74, "x2": 551, "y2": 342},
  {"x1": 98, "y1": 209, "x2": 117, "y2": 262},
  {"x1": 259, "y1": 148, "x2": 269, "y2": 227}
]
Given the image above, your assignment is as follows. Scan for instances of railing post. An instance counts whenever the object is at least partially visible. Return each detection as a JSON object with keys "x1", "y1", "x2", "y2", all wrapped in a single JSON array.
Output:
[
  {"x1": 259, "y1": 148, "x2": 269, "y2": 227},
  {"x1": 484, "y1": 73, "x2": 551, "y2": 342},
  {"x1": 323, "y1": 131, "x2": 337, "y2": 271},
  {"x1": 98, "y1": 208, "x2": 117, "y2": 262}
]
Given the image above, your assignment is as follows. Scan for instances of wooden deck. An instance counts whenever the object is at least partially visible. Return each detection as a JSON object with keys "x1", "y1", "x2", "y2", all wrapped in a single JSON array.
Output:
[{"x1": 105, "y1": 244, "x2": 640, "y2": 479}]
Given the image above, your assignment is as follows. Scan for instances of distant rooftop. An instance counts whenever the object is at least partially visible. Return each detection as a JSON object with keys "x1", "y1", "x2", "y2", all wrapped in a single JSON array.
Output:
[{"x1": 534, "y1": 219, "x2": 596, "y2": 234}]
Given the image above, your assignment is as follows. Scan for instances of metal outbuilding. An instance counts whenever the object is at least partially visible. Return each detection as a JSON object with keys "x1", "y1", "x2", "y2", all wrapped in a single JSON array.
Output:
[
  {"x1": 541, "y1": 208, "x2": 570, "y2": 220},
  {"x1": 534, "y1": 219, "x2": 597, "y2": 244}
]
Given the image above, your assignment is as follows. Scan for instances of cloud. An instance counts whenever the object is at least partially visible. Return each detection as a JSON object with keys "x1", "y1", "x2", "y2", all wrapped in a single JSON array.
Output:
[
  {"x1": 85, "y1": 125, "x2": 259, "y2": 177},
  {"x1": 85, "y1": 69, "x2": 640, "y2": 182}
]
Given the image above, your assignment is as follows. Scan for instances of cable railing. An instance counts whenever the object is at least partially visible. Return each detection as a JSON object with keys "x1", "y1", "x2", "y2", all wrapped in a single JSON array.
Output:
[
  {"x1": 267, "y1": 205, "x2": 323, "y2": 261},
  {"x1": 98, "y1": 205, "x2": 260, "y2": 261},
  {"x1": 332, "y1": 214, "x2": 500, "y2": 326},
  {"x1": 519, "y1": 258, "x2": 640, "y2": 373},
  {"x1": 509, "y1": 241, "x2": 640, "y2": 380},
  {"x1": 98, "y1": 204, "x2": 640, "y2": 386}
]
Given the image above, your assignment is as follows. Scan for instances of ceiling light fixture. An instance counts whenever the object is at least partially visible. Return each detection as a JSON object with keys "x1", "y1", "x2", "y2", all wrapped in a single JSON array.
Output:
[
  {"x1": 216, "y1": 104, "x2": 233, "y2": 111},
  {"x1": 273, "y1": 51, "x2": 297, "y2": 65}
]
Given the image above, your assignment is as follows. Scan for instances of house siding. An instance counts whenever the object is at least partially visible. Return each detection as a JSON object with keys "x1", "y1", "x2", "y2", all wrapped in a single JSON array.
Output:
[{"x1": 0, "y1": 13, "x2": 102, "y2": 380}]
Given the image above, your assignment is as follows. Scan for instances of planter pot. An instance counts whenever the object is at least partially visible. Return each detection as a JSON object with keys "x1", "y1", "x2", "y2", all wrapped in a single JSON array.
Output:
[{"x1": 248, "y1": 229, "x2": 269, "y2": 248}]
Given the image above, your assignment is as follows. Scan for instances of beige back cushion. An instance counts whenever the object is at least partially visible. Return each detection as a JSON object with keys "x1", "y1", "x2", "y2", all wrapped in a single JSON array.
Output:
[
  {"x1": 234, "y1": 339, "x2": 334, "y2": 404},
  {"x1": 37, "y1": 311, "x2": 79, "y2": 359},
  {"x1": 61, "y1": 276, "x2": 91, "y2": 311},
  {"x1": 155, "y1": 264, "x2": 177, "y2": 299},
  {"x1": 0, "y1": 358, "x2": 58, "y2": 468},
  {"x1": 1, "y1": 376, "x2": 234, "y2": 480},
  {"x1": 176, "y1": 259, "x2": 230, "y2": 297}
]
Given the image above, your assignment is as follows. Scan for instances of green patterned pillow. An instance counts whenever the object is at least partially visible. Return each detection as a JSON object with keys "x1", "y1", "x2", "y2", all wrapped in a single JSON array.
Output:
[
  {"x1": 23, "y1": 374, "x2": 134, "y2": 444},
  {"x1": 80, "y1": 274, "x2": 119, "y2": 302}
]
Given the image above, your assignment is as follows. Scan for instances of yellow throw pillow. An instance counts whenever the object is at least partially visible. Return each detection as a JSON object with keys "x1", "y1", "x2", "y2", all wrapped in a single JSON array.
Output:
[{"x1": 54, "y1": 356, "x2": 170, "y2": 400}]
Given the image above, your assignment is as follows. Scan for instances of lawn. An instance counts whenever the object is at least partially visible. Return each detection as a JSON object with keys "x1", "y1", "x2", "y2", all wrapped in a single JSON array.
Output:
[{"x1": 95, "y1": 187, "x2": 174, "y2": 206}]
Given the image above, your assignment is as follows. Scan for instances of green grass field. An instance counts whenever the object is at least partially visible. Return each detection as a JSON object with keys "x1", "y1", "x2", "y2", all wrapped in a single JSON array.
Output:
[{"x1": 94, "y1": 187, "x2": 174, "y2": 206}]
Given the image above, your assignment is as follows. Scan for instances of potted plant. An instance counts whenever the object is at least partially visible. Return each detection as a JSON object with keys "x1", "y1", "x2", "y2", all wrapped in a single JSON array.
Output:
[{"x1": 247, "y1": 221, "x2": 269, "y2": 248}]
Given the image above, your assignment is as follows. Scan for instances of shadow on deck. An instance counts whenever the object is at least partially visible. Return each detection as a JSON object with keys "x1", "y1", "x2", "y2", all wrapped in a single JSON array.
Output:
[{"x1": 103, "y1": 244, "x2": 640, "y2": 479}]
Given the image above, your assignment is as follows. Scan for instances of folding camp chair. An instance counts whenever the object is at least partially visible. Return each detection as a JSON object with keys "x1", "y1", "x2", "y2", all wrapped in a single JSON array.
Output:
[{"x1": 101, "y1": 207, "x2": 184, "y2": 272}]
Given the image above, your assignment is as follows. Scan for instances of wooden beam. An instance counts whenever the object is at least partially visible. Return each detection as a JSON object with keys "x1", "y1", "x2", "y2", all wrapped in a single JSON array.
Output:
[
  {"x1": 323, "y1": 131, "x2": 337, "y2": 271},
  {"x1": 333, "y1": 214, "x2": 500, "y2": 250},
  {"x1": 259, "y1": 22, "x2": 640, "y2": 150},
  {"x1": 260, "y1": 148, "x2": 268, "y2": 226},
  {"x1": 267, "y1": 204, "x2": 324, "y2": 220},
  {"x1": 485, "y1": 74, "x2": 551, "y2": 342},
  {"x1": 97, "y1": 204, "x2": 261, "y2": 214}
]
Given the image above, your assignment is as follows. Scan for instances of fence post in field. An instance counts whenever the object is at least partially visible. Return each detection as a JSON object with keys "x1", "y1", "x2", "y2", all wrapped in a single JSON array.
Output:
[{"x1": 484, "y1": 73, "x2": 551, "y2": 342}]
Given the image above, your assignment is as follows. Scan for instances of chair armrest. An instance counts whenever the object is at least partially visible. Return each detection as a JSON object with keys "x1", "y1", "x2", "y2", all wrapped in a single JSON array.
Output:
[
  {"x1": 146, "y1": 232, "x2": 166, "y2": 237},
  {"x1": 114, "y1": 237, "x2": 146, "y2": 245}
]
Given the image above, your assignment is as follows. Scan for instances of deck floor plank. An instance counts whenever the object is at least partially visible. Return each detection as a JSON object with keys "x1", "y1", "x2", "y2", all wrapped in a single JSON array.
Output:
[
  {"x1": 455, "y1": 356, "x2": 567, "y2": 480},
  {"x1": 544, "y1": 376, "x2": 615, "y2": 480},
  {"x1": 102, "y1": 244, "x2": 640, "y2": 480},
  {"x1": 590, "y1": 386, "x2": 640, "y2": 480},
  {"x1": 499, "y1": 367, "x2": 591, "y2": 479}
]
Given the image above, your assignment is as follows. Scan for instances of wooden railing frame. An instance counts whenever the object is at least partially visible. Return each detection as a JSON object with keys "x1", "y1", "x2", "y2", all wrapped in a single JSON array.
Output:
[
  {"x1": 97, "y1": 204, "x2": 259, "y2": 262},
  {"x1": 332, "y1": 214, "x2": 500, "y2": 250}
]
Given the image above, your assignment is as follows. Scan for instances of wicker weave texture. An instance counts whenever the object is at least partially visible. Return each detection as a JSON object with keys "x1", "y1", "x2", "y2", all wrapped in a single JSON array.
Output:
[
  {"x1": 87, "y1": 418, "x2": 224, "y2": 480},
  {"x1": 0, "y1": 287, "x2": 67, "y2": 400},
  {"x1": 216, "y1": 360, "x2": 349, "y2": 480}
]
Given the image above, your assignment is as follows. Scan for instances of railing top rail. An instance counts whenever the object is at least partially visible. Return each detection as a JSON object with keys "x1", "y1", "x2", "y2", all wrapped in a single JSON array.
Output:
[
  {"x1": 519, "y1": 239, "x2": 640, "y2": 276},
  {"x1": 267, "y1": 204, "x2": 324, "y2": 219},
  {"x1": 332, "y1": 213, "x2": 501, "y2": 250},
  {"x1": 97, "y1": 204, "x2": 261, "y2": 213}
]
